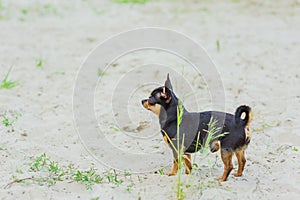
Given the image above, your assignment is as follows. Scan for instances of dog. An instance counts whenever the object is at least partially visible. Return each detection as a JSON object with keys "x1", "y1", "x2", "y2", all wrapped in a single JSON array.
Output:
[{"x1": 141, "y1": 74, "x2": 252, "y2": 181}]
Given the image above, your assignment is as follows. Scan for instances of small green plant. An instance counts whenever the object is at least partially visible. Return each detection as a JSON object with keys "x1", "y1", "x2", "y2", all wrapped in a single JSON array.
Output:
[
  {"x1": 0, "y1": 66, "x2": 18, "y2": 89},
  {"x1": 216, "y1": 40, "x2": 221, "y2": 52},
  {"x1": 49, "y1": 160, "x2": 60, "y2": 174},
  {"x1": 5, "y1": 153, "x2": 132, "y2": 190},
  {"x1": 21, "y1": 9, "x2": 29, "y2": 15},
  {"x1": 124, "y1": 171, "x2": 131, "y2": 177},
  {"x1": 157, "y1": 168, "x2": 165, "y2": 175},
  {"x1": 43, "y1": 3, "x2": 59, "y2": 15},
  {"x1": 137, "y1": 175, "x2": 142, "y2": 183},
  {"x1": 16, "y1": 169, "x2": 24, "y2": 174},
  {"x1": 190, "y1": 117, "x2": 229, "y2": 193},
  {"x1": 3, "y1": 153, "x2": 66, "y2": 187},
  {"x1": 36, "y1": 59, "x2": 43, "y2": 67},
  {"x1": 126, "y1": 183, "x2": 134, "y2": 192},
  {"x1": 176, "y1": 100, "x2": 185, "y2": 200},
  {"x1": 29, "y1": 153, "x2": 48, "y2": 171},
  {"x1": 193, "y1": 117, "x2": 229, "y2": 174},
  {"x1": 5, "y1": 153, "x2": 105, "y2": 189},
  {"x1": 202, "y1": 117, "x2": 229, "y2": 152},
  {"x1": 111, "y1": 126, "x2": 119, "y2": 132},
  {"x1": 53, "y1": 71, "x2": 63, "y2": 75},
  {"x1": 292, "y1": 146, "x2": 298, "y2": 152},
  {"x1": 74, "y1": 167, "x2": 103, "y2": 190},
  {"x1": 161, "y1": 99, "x2": 186, "y2": 200},
  {"x1": 193, "y1": 131, "x2": 201, "y2": 164},
  {"x1": 1, "y1": 110, "x2": 21, "y2": 130},
  {"x1": 105, "y1": 169, "x2": 123, "y2": 186},
  {"x1": 98, "y1": 69, "x2": 104, "y2": 77}
]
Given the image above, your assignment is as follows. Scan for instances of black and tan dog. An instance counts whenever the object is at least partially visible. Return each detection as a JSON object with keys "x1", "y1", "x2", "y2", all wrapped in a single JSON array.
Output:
[{"x1": 141, "y1": 74, "x2": 252, "y2": 181}]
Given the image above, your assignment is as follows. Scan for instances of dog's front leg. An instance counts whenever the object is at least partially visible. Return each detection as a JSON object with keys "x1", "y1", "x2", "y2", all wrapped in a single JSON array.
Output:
[
  {"x1": 183, "y1": 154, "x2": 192, "y2": 174},
  {"x1": 167, "y1": 159, "x2": 178, "y2": 176}
]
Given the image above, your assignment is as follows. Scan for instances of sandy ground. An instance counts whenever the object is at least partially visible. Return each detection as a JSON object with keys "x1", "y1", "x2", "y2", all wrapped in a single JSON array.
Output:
[{"x1": 0, "y1": 0, "x2": 300, "y2": 199}]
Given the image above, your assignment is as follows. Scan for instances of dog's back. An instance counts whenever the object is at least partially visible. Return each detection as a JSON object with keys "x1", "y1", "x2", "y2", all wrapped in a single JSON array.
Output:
[{"x1": 184, "y1": 106, "x2": 252, "y2": 153}]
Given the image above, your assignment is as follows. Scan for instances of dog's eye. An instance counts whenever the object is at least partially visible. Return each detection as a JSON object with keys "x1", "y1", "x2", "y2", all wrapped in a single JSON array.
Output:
[{"x1": 148, "y1": 97, "x2": 156, "y2": 105}]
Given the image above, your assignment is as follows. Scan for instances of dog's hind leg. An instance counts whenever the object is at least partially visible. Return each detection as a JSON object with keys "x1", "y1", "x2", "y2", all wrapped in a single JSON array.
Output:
[
  {"x1": 217, "y1": 150, "x2": 234, "y2": 181},
  {"x1": 234, "y1": 149, "x2": 246, "y2": 177}
]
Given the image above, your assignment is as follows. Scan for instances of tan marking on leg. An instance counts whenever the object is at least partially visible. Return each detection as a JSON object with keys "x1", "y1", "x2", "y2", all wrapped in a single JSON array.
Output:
[
  {"x1": 163, "y1": 135, "x2": 169, "y2": 145},
  {"x1": 245, "y1": 126, "x2": 251, "y2": 143},
  {"x1": 234, "y1": 149, "x2": 246, "y2": 177},
  {"x1": 217, "y1": 150, "x2": 234, "y2": 182},
  {"x1": 183, "y1": 154, "x2": 192, "y2": 174},
  {"x1": 167, "y1": 159, "x2": 178, "y2": 176}
]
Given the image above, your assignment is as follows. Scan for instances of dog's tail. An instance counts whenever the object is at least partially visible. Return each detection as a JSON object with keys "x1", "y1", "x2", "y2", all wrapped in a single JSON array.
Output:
[{"x1": 235, "y1": 105, "x2": 252, "y2": 127}]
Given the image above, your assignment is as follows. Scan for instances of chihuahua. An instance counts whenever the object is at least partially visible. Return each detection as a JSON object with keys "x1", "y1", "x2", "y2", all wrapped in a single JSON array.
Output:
[{"x1": 141, "y1": 74, "x2": 252, "y2": 181}]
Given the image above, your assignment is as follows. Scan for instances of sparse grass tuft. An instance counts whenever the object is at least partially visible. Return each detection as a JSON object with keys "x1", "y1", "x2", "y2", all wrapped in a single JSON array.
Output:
[
  {"x1": 5, "y1": 153, "x2": 102, "y2": 189},
  {"x1": 29, "y1": 153, "x2": 49, "y2": 171},
  {"x1": 292, "y1": 146, "x2": 298, "y2": 152},
  {"x1": 6, "y1": 153, "x2": 135, "y2": 190},
  {"x1": 157, "y1": 168, "x2": 165, "y2": 175},
  {"x1": 126, "y1": 183, "x2": 134, "y2": 192},
  {"x1": 36, "y1": 59, "x2": 43, "y2": 67},
  {"x1": 202, "y1": 117, "x2": 229, "y2": 153},
  {"x1": 0, "y1": 66, "x2": 18, "y2": 89},
  {"x1": 16, "y1": 169, "x2": 24, "y2": 174},
  {"x1": 74, "y1": 168, "x2": 103, "y2": 190},
  {"x1": 53, "y1": 71, "x2": 64, "y2": 75},
  {"x1": 98, "y1": 69, "x2": 104, "y2": 77},
  {"x1": 111, "y1": 126, "x2": 119, "y2": 131},
  {"x1": 1, "y1": 110, "x2": 21, "y2": 131},
  {"x1": 0, "y1": 146, "x2": 6, "y2": 151},
  {"x1": 21, "y1": 9, "x2": 29, "y2": 15},
  {"x1": 216, "y1": 40, "x2": 220, "y2": 52},
  {"x1": 105, "y1": 169, "x2": 123, "y2": 186}
]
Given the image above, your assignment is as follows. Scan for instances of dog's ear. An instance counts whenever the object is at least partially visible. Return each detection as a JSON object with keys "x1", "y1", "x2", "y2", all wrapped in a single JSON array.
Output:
[
  {"x1": 161, "y1": 86, "x2": 171, "y2": 104},
  {"x1": 164, "y1": 73, "x2": 173, "y2": 91}
]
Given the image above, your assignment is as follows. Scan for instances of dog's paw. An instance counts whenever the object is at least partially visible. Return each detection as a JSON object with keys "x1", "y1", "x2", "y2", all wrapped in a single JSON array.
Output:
[
  {"x1": 166, "y1": 172, "x2": 176, "y2": 176},
  {"x1": 233, "y1": 172, "x2": 242, "y2": 177},
  {"x1": 215, "y1": 177, "x2": 227, "y2": 182}
]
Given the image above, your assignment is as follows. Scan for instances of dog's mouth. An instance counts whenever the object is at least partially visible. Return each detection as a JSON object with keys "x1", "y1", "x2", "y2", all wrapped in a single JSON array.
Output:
[{"x1": 142, "y1": 100, "x2": 151, "y2": 110}]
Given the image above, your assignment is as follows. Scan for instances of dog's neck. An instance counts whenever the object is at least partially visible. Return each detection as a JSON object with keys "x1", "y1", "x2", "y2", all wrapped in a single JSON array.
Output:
[{"x1": 159, "y1": 97, "x2": 188, "y2": 130}]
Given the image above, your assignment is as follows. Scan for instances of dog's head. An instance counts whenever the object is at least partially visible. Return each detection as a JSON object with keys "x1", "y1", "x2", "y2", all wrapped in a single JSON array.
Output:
[{"x1": 141, "y1": 74, "x2": 175, "y2": 116}]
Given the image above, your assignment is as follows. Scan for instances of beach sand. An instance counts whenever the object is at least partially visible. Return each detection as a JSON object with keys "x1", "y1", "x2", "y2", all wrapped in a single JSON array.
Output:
[{"x1": 0, "y1": 0, "x2": 299, "y2": 199}]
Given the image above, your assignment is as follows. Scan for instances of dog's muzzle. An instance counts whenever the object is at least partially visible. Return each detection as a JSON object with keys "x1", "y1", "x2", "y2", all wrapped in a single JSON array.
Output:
[{"x1": 142, "y1": 99, "x2": 151, "y2": 109}]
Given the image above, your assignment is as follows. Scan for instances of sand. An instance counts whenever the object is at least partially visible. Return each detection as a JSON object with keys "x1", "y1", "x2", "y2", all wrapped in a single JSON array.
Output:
[{"x1": 0, "y1": 0, "x2": 299, "y2": 199}]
